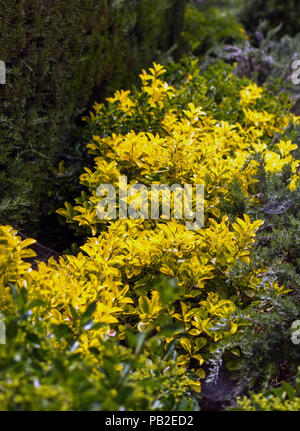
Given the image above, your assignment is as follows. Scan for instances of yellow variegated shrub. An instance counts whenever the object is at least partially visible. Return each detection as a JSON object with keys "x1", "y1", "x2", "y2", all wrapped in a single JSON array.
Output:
[
  {"x1": 0, "y1": 226, "x2": 36, "y2": 312},
  {"x1": 1, "y1": 62, "x2": 299, "y2": 395},
  {"x1": 58, "y1": 64, "x2": 300, "y2": 233},
  {"x1": 1, "y1": 217, "x2": 259, "y2": 384}
]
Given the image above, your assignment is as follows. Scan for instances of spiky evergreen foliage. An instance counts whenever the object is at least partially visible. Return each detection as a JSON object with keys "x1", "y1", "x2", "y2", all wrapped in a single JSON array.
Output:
[
  {"x1": 209, "y1": 155, "x2": 300, "y2": 399},
  {"x1": 0, "y1": 0, "x2": 185, "y2": 232}
]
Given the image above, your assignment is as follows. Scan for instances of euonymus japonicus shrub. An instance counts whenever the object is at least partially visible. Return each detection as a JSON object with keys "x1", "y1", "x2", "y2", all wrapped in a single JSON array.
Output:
[
  {"x1": 0, "y1": 234, "x2": 198, "y2": 411},
  {"x1": 1, "y1": 59, "x2": 300, "y2": 410}
]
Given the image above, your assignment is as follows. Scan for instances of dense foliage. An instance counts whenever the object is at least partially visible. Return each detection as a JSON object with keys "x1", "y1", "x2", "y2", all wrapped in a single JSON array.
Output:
[
  {"x1": 231, "y1": 368, "x2": 300, "y2": 411},
  {"x1": 239, "y1": 0, "x2": 300, "y2": 38},
  {"x1": 182, "y1": 2, "x2": 245, "y2": 56},
  {"x1": 0, "y1": 0, "x2": 185, "y2": 231},
  {"x1": 1, "y1": 56, "x2": 300, "y2": 410},
  {"x1": 1, "y1": 0, "x2": 300, "y2": 412}
]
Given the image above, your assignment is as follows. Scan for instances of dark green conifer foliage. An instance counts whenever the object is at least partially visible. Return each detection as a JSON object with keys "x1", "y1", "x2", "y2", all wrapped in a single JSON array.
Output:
[{"x1": 0, "y1": 0, "x2": 185, "y2": 231}]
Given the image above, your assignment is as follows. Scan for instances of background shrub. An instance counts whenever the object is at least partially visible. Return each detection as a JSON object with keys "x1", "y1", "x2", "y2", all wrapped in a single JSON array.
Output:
[
  {"x1": 230, "y1": 368, "x2": 300, "y2": 411},
  {"x1": 0, "y1": 0, "x2": 186, "y2": 233},
  {"x1": 239, "y1": 0, "x2": 300, "y2": 38},
  {"x1": 182, "y1": 1, "x2": 245, "y2": 57}
]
